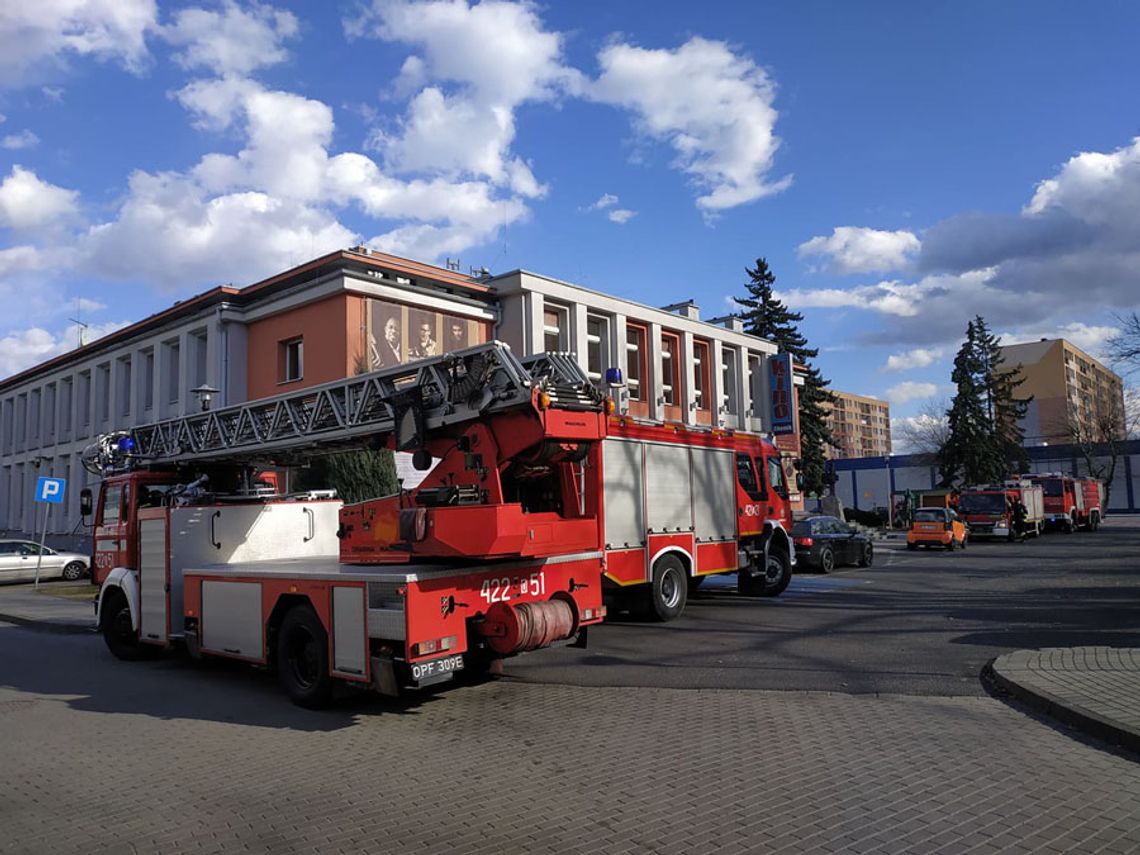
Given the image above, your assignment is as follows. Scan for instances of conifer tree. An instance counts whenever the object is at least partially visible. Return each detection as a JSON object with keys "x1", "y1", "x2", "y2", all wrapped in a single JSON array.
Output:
[{"x1": 735, "y1": 257, "x2": 835, "y2": 495}]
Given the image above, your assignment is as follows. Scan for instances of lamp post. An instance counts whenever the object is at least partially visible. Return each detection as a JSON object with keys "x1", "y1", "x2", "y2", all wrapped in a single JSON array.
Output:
[{"x1": 191, "y1": 384, "x2": 220, "y2": 412}]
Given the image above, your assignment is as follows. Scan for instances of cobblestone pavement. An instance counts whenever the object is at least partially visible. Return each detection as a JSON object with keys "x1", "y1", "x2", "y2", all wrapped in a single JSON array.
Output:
[{"x1": 3, "y1": 626, "x2": 1139, "y2": 854}]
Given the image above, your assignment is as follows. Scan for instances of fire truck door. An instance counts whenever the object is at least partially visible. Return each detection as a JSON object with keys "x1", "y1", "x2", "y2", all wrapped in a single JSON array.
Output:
[
  {"x1": 138, "y1": 515, "x2": 170, "y2": 643},
  {"x1": 94, "y1": 481, "x2": 131, "y2": 579}
]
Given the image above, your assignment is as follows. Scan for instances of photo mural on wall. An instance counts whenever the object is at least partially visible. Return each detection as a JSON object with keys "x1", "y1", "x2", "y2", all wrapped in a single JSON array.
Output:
[{"x1": 367, "y1": 299, "x2": 485, "y2": 370}]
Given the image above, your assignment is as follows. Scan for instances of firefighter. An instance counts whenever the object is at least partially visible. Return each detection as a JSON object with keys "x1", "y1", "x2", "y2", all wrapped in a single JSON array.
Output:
[{"x1": 1011, "y1": 497, "x2": 1028, "y2": 540}]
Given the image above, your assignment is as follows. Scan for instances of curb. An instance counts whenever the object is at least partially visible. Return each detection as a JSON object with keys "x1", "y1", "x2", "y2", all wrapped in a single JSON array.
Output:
[
  {"x1": 0, "y1": 612, "x2": 96, "y2": 635},
  {"x1": 982, "y1": 659, "x2": 1140, "y2": 755}
]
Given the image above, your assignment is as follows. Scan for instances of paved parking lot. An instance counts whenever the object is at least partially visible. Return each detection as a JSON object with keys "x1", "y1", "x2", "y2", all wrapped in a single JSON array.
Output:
[{"x1": 2, "y1": 520, "x2": 1139, "y2": 853}]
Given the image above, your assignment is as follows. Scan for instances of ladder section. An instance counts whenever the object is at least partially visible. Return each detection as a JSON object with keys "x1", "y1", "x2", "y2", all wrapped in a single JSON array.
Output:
[{"x1": 83, "y1": 342, "x2": 604, "y2": 473}]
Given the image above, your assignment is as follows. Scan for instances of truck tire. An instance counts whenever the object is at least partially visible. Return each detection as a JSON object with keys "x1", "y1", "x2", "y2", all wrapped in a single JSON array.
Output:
[
  {"x1": 101, "y1": 589, "x2": 148, "y2": 661},
  {"x1": 277, "y1": 605, "x2": 334, "y2": 708},
  {"x1": 648, "y1": 555, "x2": 688, "y2": 622},
  {"x1": 760, "y1": 550, "x2": 792, "y2": 597},
  {"x1": 818, "y1": 545, "x2": 835, "y2": 573},
  {"x1": 1090, "y1": 513, "x2": 1100, "y2": 532}
]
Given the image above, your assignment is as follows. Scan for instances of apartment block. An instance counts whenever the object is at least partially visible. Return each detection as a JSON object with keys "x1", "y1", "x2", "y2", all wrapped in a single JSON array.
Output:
[
  {"x1": 824, "y1": 390, "x2": 892, "y2": 459},
  {"x1": 998, "y1": 338, "x2": 1126, "y2": 446}
]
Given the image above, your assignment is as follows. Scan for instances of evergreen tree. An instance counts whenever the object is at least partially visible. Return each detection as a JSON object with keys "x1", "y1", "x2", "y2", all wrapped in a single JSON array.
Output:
[
  {"x1": 937, "y1": 316, "x2": 1031, "y2": 486},
  {"x1": 734, "y1": 257, "x2": 835, "y2": 495},
  {"x1": 294, "y1": 448, "x2": 399, "y2": 504}
]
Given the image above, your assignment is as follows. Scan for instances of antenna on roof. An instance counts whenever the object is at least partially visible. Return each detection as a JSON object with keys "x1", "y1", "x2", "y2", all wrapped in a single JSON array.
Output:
[
  {"x1": 69, "y1": 298, "x2": 89, "y2": 348},
  {"x1": 446, "y1": 257, "x2": 461, "y2": 272}
]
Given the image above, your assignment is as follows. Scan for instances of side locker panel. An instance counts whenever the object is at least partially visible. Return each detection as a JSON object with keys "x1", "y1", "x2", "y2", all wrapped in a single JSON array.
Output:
[
  {"x1": 691, "y1": 447, "x2": 737, "y2": 543},
  {"x1": 200, "y1": 581, "x2": 264, "y2": 659},
  {"x1": 603, "y1": 438, "x2": 645, "y2": 549},
  {"x1": 332, "y1": 586, "x2": 367, "y2": 678},
  {"x1": 138, "y1": 517, "x2": 169, "y2": 643},
  {"x1": 646, "y1": 443, "x2": 693, "y2": 534}
]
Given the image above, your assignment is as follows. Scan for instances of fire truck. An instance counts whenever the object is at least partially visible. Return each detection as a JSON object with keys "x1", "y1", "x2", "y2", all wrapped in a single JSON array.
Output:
[
  {"x1": 83, "y1": 342, "x2": 797, "y2": 705},
  {"x1": 84, "y1": 344, "x2": 611, "y2": 707},
  {"x1": 957, "y1": 481, "x2": 1045, "y2": 540},
  {"x1": 1026, "y1": 473, "x2": 1104, "y2": 532}
]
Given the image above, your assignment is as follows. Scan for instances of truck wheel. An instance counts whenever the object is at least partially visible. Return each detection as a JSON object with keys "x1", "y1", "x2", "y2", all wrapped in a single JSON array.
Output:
[
  {"x1": 101, "y1": 590, "x2": 147, "y2": 661},
  {"x1": 1090, "y1": 513, "x2": 1100, "y2": 532},
  {"x1": 62, "y1": 561, "x2": 86, "y2": 582},
  {"x1": 277, "y1": 605, "x2": 333, "y2": 708},
  {"x1": 760, "y1": 551, "x2": 792, "y2": 597},
  {"x1": 648, "y1": 555, "x2": 688, "y2": 622},
  {"x1": 818, "y1": 545, "x2": 835, "y2": 573}
]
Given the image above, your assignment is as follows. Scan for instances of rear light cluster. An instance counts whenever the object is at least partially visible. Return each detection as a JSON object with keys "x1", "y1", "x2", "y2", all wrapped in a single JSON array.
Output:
[
  {"x1": 794, "y1": 536, "x2": 814, "y2": 547},
  {"x1": 581, "y1": 606, "x2": 607, "y2": 621},
  {"x1": 411, "y1": 635, "x2": 457, "y2": 657}
]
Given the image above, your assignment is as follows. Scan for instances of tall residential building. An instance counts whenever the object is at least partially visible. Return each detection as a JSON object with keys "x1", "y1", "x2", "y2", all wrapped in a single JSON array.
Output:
[
  {"x1": 824, "y1": 390, "x2": 892, "y2": 459},
  {"x1": 998, "y1": 338, "x2": 1126, "y2": 446}
]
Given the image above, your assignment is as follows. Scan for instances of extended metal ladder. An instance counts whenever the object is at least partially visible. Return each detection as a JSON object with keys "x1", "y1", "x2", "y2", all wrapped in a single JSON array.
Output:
[{"x1": 82, "y1": 342, "x2": 602, "y2": 473}]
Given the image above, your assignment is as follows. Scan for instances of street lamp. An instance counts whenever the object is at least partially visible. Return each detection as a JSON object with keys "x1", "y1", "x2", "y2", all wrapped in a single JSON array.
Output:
[{"x1": 191, "y1": 384, "x2": 220, "y2": 412}]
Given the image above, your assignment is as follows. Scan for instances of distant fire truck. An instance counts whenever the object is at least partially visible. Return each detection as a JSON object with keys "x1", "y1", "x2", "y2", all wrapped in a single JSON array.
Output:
[
  {"x1": 85, "y1": 342, "x2": 797, "y2": 706},
  {"x1": 957, "y1": 481, "x2": 1045, "y2": 540},
  {"x1": 1026, "y1": 473, "x2": 1105, "y2": 532}
]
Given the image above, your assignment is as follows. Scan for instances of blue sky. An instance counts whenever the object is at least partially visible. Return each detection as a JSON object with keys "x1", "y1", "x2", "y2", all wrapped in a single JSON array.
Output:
[{"x1": 2, "y1": 1, "x2": 1139, "y2": 441}]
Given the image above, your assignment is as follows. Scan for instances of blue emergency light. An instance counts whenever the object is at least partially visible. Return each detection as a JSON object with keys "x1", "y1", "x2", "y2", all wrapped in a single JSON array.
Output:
[
  {"x1": 605, "y1": 367, "x2": 624, "y2": 388},
  {"x1": 117, "y1": 436, "x2": 136, "y2": 453}
]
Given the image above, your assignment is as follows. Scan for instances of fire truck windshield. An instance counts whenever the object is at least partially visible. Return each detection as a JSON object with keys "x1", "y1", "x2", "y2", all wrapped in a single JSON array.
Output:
[
  {"x1": 1040, "y1": 479, "x2": 1063, "y2": 497},
  {"x1": 959, "y1": 493, "x2": 1006, "y2": 514}
]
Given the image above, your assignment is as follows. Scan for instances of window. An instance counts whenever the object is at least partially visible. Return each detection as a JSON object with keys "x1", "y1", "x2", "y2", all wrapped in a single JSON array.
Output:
[
  {"x1": 43, "y1": 384, "x2": 56, "y2": 441},
  {"x1": 281, "y1": 337, "x2": 304, "y2": 382},
  {"x1": 29, "y1": 388, "x2": 40, "y2": 442},
  {"x1": 117, "y1": 355, "x2": 132, "y2": 417},
  {"x1": 140, "y1": 349, "x2": 155, "y2": 412},
  {"x1": 190, "y1": 330, "x2": 208, "y2": 388},
  {"x1": 77, "y1": 371, "x2": 91, "y2": 428},
  {"x1": 693, "y1": 339, "x2": 711, "y2": 414},
  {"x1": 721, "y1": 347, "x2": 739, "y2": 417},
  {"x1": 99, "y1": 484, "x2": 123, "y2": 526},
  {"x1": 543, "y1": 305, "x2": 568, "y2": 352},
  {"x1": 96, "y1": 363, "x2": 111, "y2": 423},
  {"x1": 164, "y1": 340, "x2": 181, "y2": 404},
  {"x1": 625, "y1": 324, "x2": 648, "y2": 403},
  {"x1": 766, "y1": 456, "x2": 788, "y2": 499},
  {"x1": 661, "y1": 332, "x2": 681, "y2": 407},
  {"x1": 736, "y1": 453, "x2": 762, "y2": 500},
  {"x1": 1, "y1": 399, "x2": 12, "y2": 453},
  {"x1": 585, "y1": 315, "x2": 610, "y2": 384}
]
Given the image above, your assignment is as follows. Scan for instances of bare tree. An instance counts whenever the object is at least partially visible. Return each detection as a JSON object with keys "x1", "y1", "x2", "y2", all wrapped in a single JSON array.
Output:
[
  {"x1": 1053, "y1": 393, "x2": 1140, "y2": 509},
  {"x1": 1107, "y1": 312, "x2": 1140, "y2": 369},
  {"x1": 893, "y1": 397, "x2": 950, "y2": 456}
]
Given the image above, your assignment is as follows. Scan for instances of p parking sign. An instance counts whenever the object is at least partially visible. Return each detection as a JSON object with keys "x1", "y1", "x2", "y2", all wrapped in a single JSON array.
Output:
[{"x1": 35, "y1": 476, "x2": 66, "y2": 504}]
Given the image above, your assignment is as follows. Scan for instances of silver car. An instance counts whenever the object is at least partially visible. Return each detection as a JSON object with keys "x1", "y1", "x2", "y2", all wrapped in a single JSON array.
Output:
[{"x1": 0, "y1": 540, "x2": 90, "y2": 582}]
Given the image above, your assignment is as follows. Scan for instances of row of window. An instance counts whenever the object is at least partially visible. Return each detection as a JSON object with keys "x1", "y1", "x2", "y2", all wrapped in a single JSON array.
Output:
[{"x1": 1, "y1": 330, "x2": 208, "y2": 455}]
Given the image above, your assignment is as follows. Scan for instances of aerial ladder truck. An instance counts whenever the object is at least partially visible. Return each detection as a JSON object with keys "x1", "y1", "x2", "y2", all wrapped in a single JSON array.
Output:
[{"x1": 83, "y1": 343, "x2": 610, "y2": 707}]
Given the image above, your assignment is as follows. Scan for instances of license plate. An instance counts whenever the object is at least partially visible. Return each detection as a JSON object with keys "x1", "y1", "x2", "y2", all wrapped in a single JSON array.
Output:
[{"x1": 410, "y1": 654, "x2": 465, "y2": 682}]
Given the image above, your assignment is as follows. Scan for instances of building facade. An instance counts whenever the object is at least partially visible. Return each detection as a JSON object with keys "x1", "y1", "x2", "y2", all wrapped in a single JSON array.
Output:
[
  {"x1": 823, "y1": 390, "x2": 892, "y2": 459},
  {"x1": 0, "y1": 248, "x2": 798, "y2": 541},
  {"x1": 998, "y1": 338, "x2": 1127, "y2": 446}
]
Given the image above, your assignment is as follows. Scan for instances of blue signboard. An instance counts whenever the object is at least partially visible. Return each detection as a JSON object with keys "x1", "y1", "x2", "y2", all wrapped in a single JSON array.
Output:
[
  {"x1": 35, "y1": 476, "x2": 67, "y2": 504},
  {"x1": 768, "y1": 353, "x2": 797, "y2": 435}
]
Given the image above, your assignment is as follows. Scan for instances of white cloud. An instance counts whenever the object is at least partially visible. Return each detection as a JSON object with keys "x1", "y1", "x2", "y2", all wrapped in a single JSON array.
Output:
[
  {"x1": 608, "y1": 208, "x2": 636, "y2": 224},
  {"x1": 351, "y1": 0, "x2": 578, "y2": 196},
  {"x1": 586, "y1": 192, "x2": 635, "y2": 223},
  {"x1": 0, "y1": 0, "x2": 156, "y2": 87},
  {"x1": 42, "y1": 86, "x2": 64, "y2": 102},
  {"x1": 777, "y1": 279, "x2": 931, "y2": 317},
  {"x1": 0, "y1": 245, "x2": 47, "y2": 277},
  {"x1": 798, "y1": 226, "x2": 920, "y2": 274},
  {"x1": 1, "y1": 129, "x2": 39, "y2": 150},
  {"x1": 881, "y1": 347, "x2": 943, "y2": 373},
  {"x1": 1024, "y1": 137, "x2": 1140, "y2": 225},
  {"x1": 161, "y1": 1, "x2": 299, "y2": 76},
  {"x1": 0, "y1": 320, "x2": 128, "y2": 379},
  {"x1": 885, "y1": 381, "x2": 939, "y2": 405},
  {"x1": 589, "y1": 36, "x2": 790, "y2": 214},
  {"x1": 0, "y1": 165, "x2": 79, "y2": 230},
  {"x1": 591, "y1": 193, "x2": 619, "y2": 210}
]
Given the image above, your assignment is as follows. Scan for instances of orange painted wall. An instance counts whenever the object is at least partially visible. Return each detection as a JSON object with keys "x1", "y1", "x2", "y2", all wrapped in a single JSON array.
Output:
[{"x1": 246, "y1": 295, "x2": 353, "y2": 400}]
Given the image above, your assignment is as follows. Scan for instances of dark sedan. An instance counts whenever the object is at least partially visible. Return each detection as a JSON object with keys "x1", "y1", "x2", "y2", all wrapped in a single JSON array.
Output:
[{"x1": 792, "y1": 516, "x2": 873, "y2": 572}]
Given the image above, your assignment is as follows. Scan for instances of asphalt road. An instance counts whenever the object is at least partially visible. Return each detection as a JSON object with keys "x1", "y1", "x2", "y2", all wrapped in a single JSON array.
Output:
[{"x1": 505, "y1": 517, "x2": 1140, "y2": 696}]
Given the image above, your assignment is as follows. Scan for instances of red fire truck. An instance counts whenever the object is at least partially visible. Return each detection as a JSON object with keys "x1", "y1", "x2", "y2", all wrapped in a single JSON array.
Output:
[
  {"x1": 1026, "y1": 473, "x2": 1104, "y2": 532},
  {"x1": 85, "y1": 343, "x2": 797, "y2": 706},
  {"x1": 957, "y1": 481, "x2": 1045, "y2": 540},
  {"x1": 86, "y1": 345, "x2": 611, "y2": 707}
]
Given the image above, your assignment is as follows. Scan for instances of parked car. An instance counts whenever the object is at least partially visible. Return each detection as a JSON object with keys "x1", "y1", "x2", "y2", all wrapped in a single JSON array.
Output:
[
  {"x1": 0, "y1": 540, "x2": 90, "y2": 583},
  {"x1": 792, "y1": 516, "x2": 874, "y2": 572},
  {"x1": 906, "y1": 508, "x2": 968, "y2": 551}
]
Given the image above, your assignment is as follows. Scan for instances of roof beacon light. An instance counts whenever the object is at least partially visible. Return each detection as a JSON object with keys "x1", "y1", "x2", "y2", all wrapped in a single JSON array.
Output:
[
  {"x1": 605, "y1": 367, "x2": 624, "y2": 388},
  {"x1": 116, "y1": 436, "x2": 136, "y2": 453}
]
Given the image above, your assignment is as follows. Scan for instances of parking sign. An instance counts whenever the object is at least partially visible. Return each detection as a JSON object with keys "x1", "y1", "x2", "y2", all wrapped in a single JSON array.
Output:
[{"x1": 35, "y1": 476, "x2": 66, "y2": 504}]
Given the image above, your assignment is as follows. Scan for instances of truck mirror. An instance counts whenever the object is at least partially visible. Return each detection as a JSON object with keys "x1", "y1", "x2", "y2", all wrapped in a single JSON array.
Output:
[
  {"x1": 796, "y1": 473, "x2": 805, "y2": 491},
  {"x1": 80, "y1": 488, "x2": 93, "y2": 523}
]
